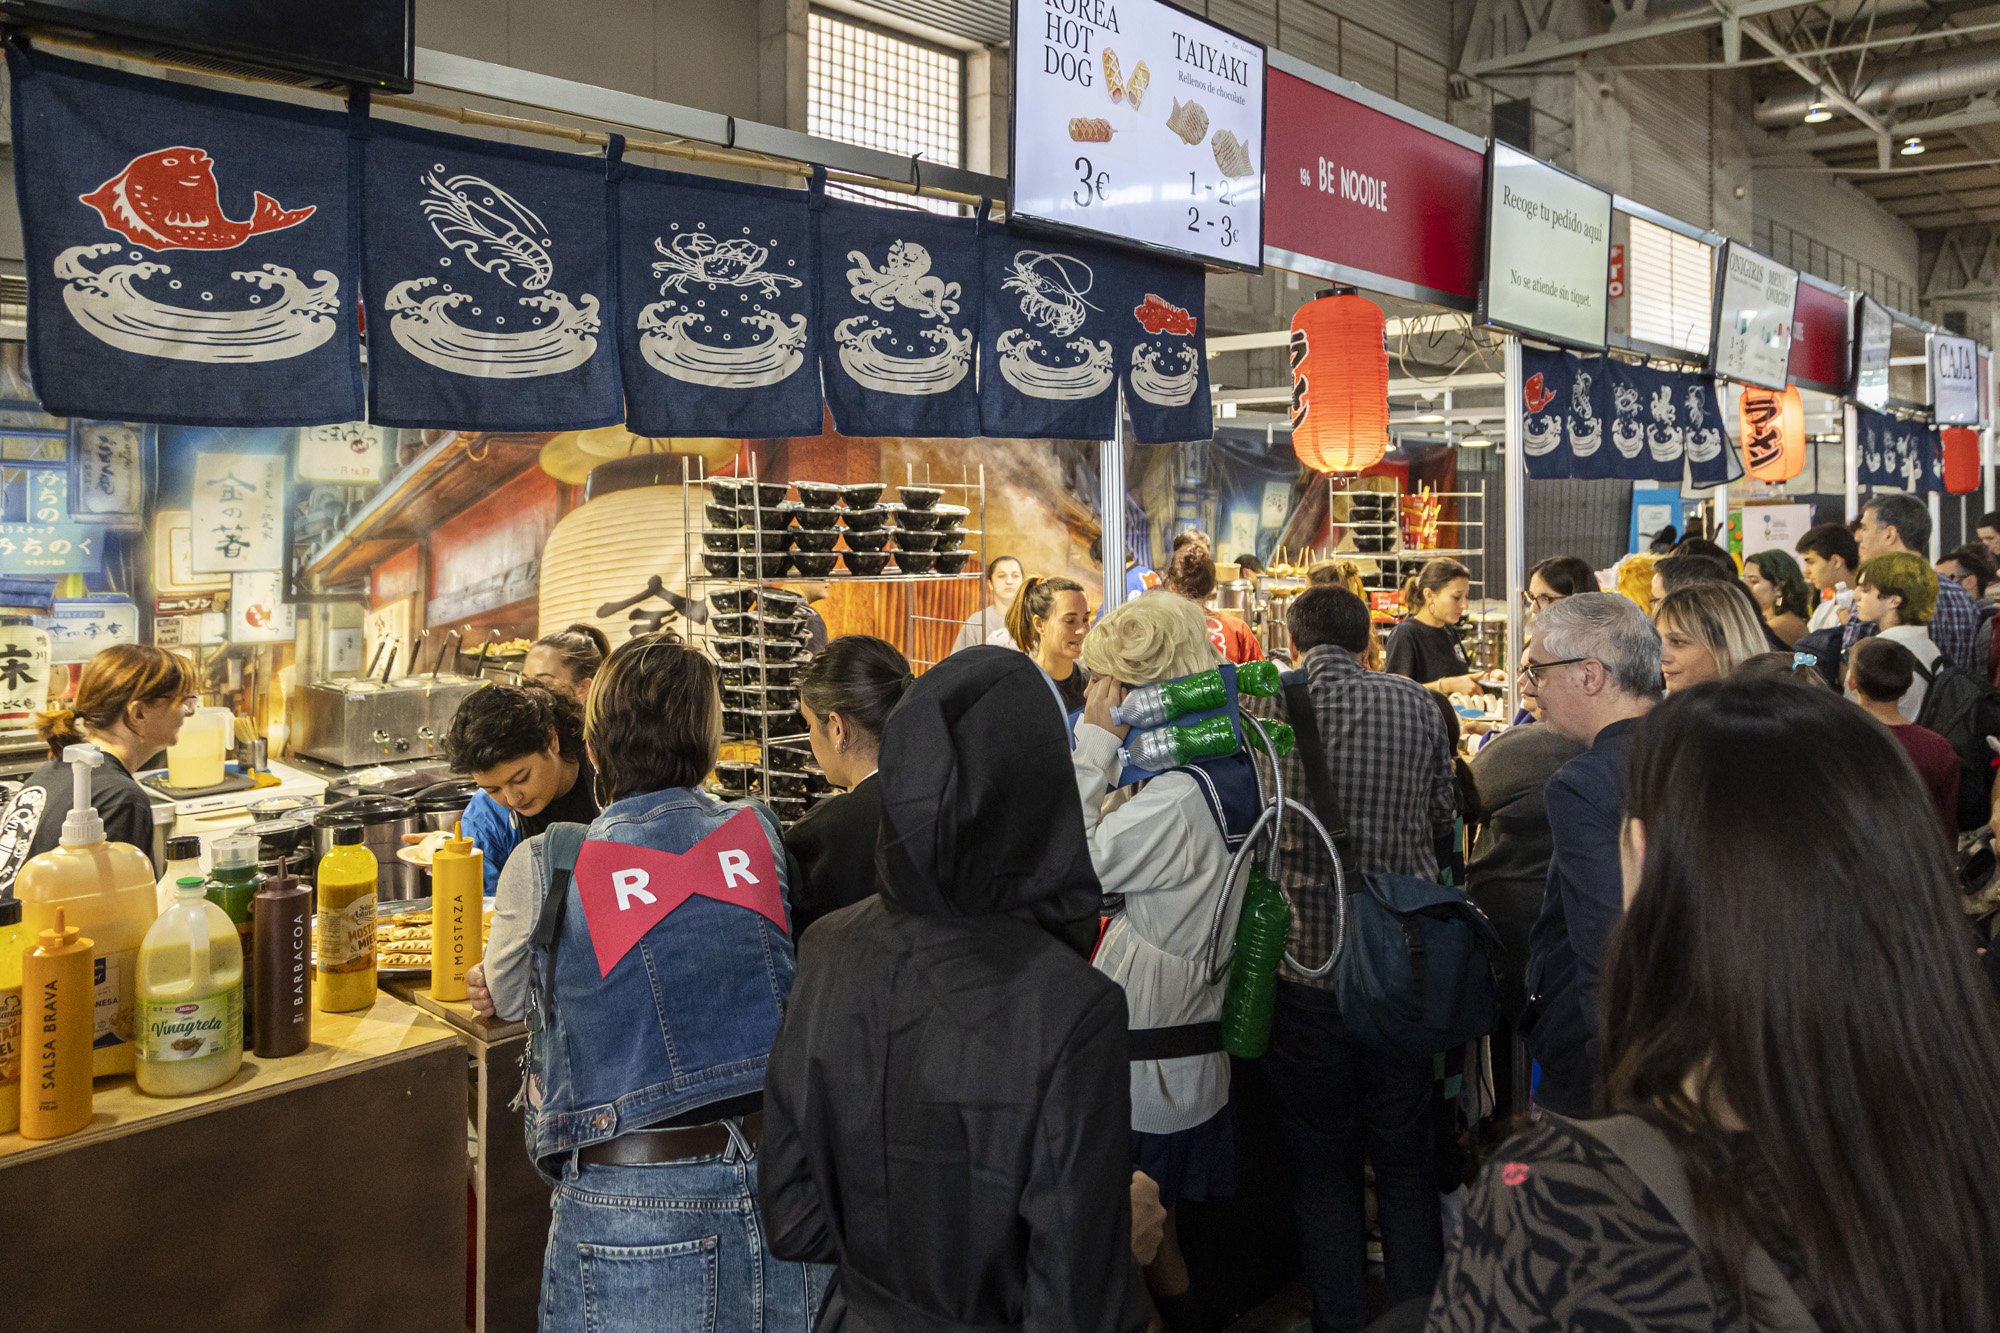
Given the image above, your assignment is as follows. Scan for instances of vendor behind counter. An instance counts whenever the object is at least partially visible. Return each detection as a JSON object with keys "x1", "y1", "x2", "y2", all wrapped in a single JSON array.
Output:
[
  {"x1": 440, "y1": 682, "x2": 598, "y2": 891},
  {"x1": 0, "y1": 644, "x2": 195, "y2": 890}
]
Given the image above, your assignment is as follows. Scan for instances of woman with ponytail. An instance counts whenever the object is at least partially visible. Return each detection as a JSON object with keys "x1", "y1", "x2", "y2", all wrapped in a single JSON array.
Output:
[
  {"x1": 1008, "y1": 574, "x2": 1092, "y2": 714},
  {"x1": 786, "y1": 635, "x2": 914, "y2": 937},
  {"x1": 0, "y1": 644, "x2": 195, "y2": 888}
]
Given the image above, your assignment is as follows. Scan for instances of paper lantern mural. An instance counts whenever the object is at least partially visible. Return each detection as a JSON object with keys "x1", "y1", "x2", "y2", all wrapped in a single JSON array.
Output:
[
  {"x1": 1289, "y1": 290, "x2": 1389, "y2": 474},
  {"x1": 1942, "y1": 427, "x2": 1981, "y2": 494},
  {"x1": 1738, "y1": 385, "x2": 1806, "y2": 483}
]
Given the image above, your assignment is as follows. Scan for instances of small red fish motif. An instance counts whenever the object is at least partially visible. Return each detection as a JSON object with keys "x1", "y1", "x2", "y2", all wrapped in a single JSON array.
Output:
[
  {"x1": 1523, "y1": 372, "x2": 1557, "y2": 414},
  {"x1": 1501, "y1": 1162, "x2": 1530, "y2": 1187},
  {"x1": 1134, "y1": 293, "x2": 1198, "y2": 337},
  {"x1": 79, "y1": 147, "x2": 315, "y2": 252}
]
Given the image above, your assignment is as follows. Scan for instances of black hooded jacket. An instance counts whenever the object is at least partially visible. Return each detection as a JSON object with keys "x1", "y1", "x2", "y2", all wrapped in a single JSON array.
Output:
[{"x1": 761, "y1": 648, "x2": 1149, "y2": 1332}]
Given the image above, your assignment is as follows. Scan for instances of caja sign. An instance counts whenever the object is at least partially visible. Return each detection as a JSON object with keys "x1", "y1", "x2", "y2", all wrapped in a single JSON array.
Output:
[{"x1": 1931, "y1": 332, "x2": 1981, "y2": 426}]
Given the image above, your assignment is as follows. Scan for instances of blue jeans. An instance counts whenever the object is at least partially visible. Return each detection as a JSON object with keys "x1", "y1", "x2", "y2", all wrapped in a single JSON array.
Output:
[
  {"x1": 1265, "y1": 981, "x2": 1442, "y2": 1333},
  {"x1": 539, "y1": 1131, "x2": 829, "y2": 1333}
]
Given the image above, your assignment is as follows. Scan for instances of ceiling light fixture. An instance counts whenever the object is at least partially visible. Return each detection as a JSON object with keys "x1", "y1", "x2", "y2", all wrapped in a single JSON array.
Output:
[
  {"x1": 1900, "y1": 136, "x2": 1926, "y2": 156},
  {"x1": 1460, "y1": 434, "x2": 1493, "y2": 449},
  {"x1": 1414, "y1": 411, "x2": 1446, "y2": 423},
  {"x1": 1803, "y1": 99, "x2": 1831, "y2": 124}
]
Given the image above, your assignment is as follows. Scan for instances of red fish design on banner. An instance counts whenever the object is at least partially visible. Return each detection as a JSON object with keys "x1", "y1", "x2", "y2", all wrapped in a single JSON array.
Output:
[
  {"x1": 1133, "y1": 293, "x2": 1199, "y2": 337},
  {"x1": 1522, "y1": 372, "x2": 1556, "y2": 414},
  {"x1": 80, "y1": 148, "x2": 315, "y2": 251}
]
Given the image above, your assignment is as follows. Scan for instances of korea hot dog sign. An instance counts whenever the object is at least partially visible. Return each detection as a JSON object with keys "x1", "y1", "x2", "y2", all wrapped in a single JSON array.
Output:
[{"x1": 574, "y1": 810, "x2": 788, "y2": 976}]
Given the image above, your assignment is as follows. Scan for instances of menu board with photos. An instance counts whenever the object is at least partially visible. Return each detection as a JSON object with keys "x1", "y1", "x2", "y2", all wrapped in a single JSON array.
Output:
[
  {"x1": 1010, "y1": 0, "x2": 1266, "y2": 270},
  {"x1": 1481, "y1": 143, "x2": 1612, "y2": 348},
  {"x1": 1711, "y1": 241, "x2": 1798, "y2": 390}
]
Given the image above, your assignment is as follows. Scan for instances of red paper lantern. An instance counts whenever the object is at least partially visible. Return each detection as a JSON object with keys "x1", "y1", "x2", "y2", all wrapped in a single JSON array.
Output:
[
  {"x1": 1738, "y1": 385, "x2": 1806, "y2": 483},
  {"x1": 1289, "y1": 289, "x2": 1389, "y2": 474},
  {"x1": 1943, "y1": 427, "x2": 1981, "y2": 494}
]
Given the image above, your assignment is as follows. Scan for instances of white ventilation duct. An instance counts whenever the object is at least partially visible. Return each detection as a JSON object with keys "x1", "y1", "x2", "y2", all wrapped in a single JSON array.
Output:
[{"x1": 1754, "y1": 43, "x2": 2000, "y2": 126}]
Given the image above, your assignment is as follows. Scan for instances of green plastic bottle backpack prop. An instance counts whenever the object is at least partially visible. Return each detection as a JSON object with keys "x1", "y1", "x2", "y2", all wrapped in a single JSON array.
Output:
[{"x1": 1219, "y1": 861, "x2": 1291, "y2": 1058}]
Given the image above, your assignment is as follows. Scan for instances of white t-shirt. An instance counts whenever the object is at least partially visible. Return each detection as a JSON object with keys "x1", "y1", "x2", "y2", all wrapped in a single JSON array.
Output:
[{"x1": 949, "y1": 607, "x2": 1017, "y2": 656}]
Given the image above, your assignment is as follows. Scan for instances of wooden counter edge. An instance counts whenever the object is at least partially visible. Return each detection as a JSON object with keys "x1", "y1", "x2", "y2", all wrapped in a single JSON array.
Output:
[{"x1": 0, "y1": 990, "x2": 459, "y2": 1168}]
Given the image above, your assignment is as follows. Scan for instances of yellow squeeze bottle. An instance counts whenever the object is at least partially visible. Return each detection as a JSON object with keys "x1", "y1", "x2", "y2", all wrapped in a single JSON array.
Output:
[
  {"x1": 0, "y1": 899, "x2": 26, "y2": 1133},
  {"x1": 16, "y1": 744, "x2": 159, "y2": 1077},
  {"x1": 429, "y1": 821, "x2": 483, "y2": 1003},
  {"x1": 315, "y1": 824, "x2": 378, "y2": 1013},
  {"x1": 19, "y1": 907, "x2": 93, "y2": 1139},
  {"x1": 134, "y1": 877, "x2": 243, "y2": 1097}
]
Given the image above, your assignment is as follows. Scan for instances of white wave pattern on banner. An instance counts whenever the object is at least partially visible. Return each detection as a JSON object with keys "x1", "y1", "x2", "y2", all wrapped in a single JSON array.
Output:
[
  {"x1": 638, "y1": 228, "x2": 808, "y2": 389},
  {"x1": 997, "y1": 250, "x2": 1112, "y2": 401},
  {"x1": 1568, "y1": 369, "x2": 1602, "y2": 458},
  {"x1": 56, "y1": 242, "x2": 339, "y2": 363},
  {"x1": 1128, "y1": 343, "x2": 1200, "y2": 407},
  {"x1": 835, "y1": 240, "x2": 972, "y2": 396},
  {"x1": 1645, "y1": 385, "x2": 1686, "y2": 463},
  {"x1": 1524, "y1": 413, "x2": 1562, "y2": 455},
  {"x1": 386, "y1": 278, "x2": 599, "y2": 379},
  {"x1": 420, "y1": 170, "x2": 553, "y2": 291},
  {"x1": 388, "y1": 162, "x2": 596, "y2": 379},
  {"x1": 1683, "y1": 386, "x2": 1721, "y2": 463},
  {"x1": 1611, "y1": 384, "x2": 1644, "y2": 459}
]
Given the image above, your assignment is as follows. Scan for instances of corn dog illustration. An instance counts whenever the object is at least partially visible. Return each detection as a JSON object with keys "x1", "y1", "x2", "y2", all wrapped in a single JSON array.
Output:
[
  {"x1": 1103, "y1": 48, "x2": 1126, "y2": 103},
  {"x1": 1128, "y1": 62, "x2": 1151, "y2": 111},
  {"x1": 1069, "y1": 118, "x2": 1115, "y2": 143}
]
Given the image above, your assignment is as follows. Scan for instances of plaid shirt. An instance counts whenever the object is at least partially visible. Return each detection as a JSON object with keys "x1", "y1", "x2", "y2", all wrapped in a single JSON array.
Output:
[
  {"x1": 1243, "y1": 645, "x2": 1456, "y2": 989},
  {"x1": 1841, "y1": 570, "x2": 1979, "y2": 670}
]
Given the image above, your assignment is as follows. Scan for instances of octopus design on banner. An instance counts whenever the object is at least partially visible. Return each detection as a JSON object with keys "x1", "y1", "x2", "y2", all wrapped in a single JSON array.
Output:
[
  {"x1": 57, "y1": 146, "x2": 336, "y2": 363},
  {"x1": 1568, "y1": 369, "x2": 1603, "y2": 458},
  {"x1": 1128, "y1": 293, "x2": 1201, "y2": 407},
  {"x1": 638, "y1": 226, "x2": 807, "y2": 389},
  {"x1": 1521, "y1": 371, "x2": 1562, "y2": 456},
  {"x1": 56, "y1": 243, "x2": 340, "y2": 364},
  {"x1": 834, "y1": 241, "x2": 972, "y2": 396},
  {"x1": 1646, "y1": 385, "x2": 1686, "y2": 464},
  {"x1": 1682, "y1": 386, "x2": 1720, "y2": 463},
  {"x1": 1611, "y1": 383, "x2": 1644, "y2": 458},
  {"x1": 387, "y1": 164, "x2": 600, "y2": 379},
  {"x1": 996, "y1": 250, "x2": 1112, "y2": 401}
]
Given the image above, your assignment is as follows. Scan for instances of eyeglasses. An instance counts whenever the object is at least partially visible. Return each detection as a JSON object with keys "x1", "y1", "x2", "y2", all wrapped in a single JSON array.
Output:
[
  {"x1": 1520, "y1": 656, "x2": 1592, "y2": 686},
  {"x1": 1521, "y1": 590, "x2": 1560, "y2": 613}
]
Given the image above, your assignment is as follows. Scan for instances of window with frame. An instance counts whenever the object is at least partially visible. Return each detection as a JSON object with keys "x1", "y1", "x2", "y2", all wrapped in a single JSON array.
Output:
[
  {"x1": 1626, "y1": 215, "x2": 1715, "y2": 358},
  {"x1": 808, "y1": 9, "x2": 964, "y2": 213}
]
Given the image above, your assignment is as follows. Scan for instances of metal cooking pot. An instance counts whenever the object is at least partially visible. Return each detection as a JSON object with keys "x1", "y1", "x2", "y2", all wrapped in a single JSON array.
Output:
[
  {"x1": 412, "y1": 779, "x2": 479, "y2": 834},
  {"x1": 312, "y1": 794, "x2": 421, "y2": 900}
]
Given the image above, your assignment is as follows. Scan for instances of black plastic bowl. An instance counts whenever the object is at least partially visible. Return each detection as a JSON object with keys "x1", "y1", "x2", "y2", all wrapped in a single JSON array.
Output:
[
  {"x1": 706, "y1": 586, "x2": 758, "y2": 614},
  {"x1": 930, "y1": 503, "x2": 970, "y2": 528},
  {"x1": 936, "y1": 551, "x2": 970, "y2": 575},
  {"x1": 718, "y1": 479, "x2": 788, "y2": 509},
  {"x1": 897, "y1": 508, "x2": 948, "y2": 532},
  {"x1": 897, "y1": 551, "x2": 939, "y2": 573},
  {"x1": 899, "y1": 485, "x2": 944, "y2": 511},
  {"x1": 744, "y1": 552, "x2": 792, "y2": 579},
  {"x1": 842, "y1": 551, "x2": 890, "y2": 576},
  {"x1": 794, "y1": 481, "x2": 843, "y2": 507},
  {"x1": 790, "y1": 552, "x2": 837, "y2": 576},
  {"x1": 760, "y1": 588, "x2": 807, "y2": 613},
  {"x1": 842, "y1": 507, "x2": 887, "y2": 530},
  {"x1": 701, "y1": 552, "x2": 738, "y2": 578},
  {"x1": 705, "y1": 502, "x2": 741, "y2": 529},
  {"x1": 839, "y1": 483, "x2": 884, "y2": 509},
  {"x1": 702, "y1": 531, "x2": 742, "y2": 554},
  {"x1": 793, "y1": 506, "x2": 843, "y2": 532},
  {"x1": 893, "y1": 530, "x2": 943, "y2": 552},
  {"x1": 741, "y1": 526, "x2": 794, "y2": 553},
  {"x1": 842, "y1": 527, "x2": 890, "y2": 552},
  {"x1": 935, "y1": 530, "x2": 966, "y2": 552},
  {"x1": 791, "y1": 528, "x2": 840, "y2": 553}
]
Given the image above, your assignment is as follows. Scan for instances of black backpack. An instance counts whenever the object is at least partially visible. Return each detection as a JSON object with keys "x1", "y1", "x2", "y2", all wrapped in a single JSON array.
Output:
[{"x1": 1914, "y1": 658, "x2": 2000, "y2": 832}]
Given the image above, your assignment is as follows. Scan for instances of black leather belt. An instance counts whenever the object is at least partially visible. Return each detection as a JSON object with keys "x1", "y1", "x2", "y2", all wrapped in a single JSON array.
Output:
[
  {"x1": 1128, "y1": 1021, "x2": 1224, "y2": 1061},
  {"x1": 578, "y1": 1111, "x2": 763, "y2": 1166}
]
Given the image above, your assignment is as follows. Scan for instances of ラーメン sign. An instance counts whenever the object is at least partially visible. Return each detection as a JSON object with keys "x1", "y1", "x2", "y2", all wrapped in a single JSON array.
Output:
[
  {"x1": 1930, "y1": 331, "x2": 1980, "y2": 425},
  {"x1": 1009, "y1": 0, "x2": 1267, "y2": 270},
  {"x1": 1481, "y1": 143, "x2": 1612, "y2": 348},
  {"x1": 1711, "y1": 241, "x2": 1798, "y2": 390}
]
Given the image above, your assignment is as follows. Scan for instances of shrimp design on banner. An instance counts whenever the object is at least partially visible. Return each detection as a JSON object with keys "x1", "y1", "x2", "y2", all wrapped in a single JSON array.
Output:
[
  {"x1": 362, "y1": 119, "x2": 620, "y2": 431},
  {"x1": 994, "y1": 250, "x2": 1112, "y2": 400},
  {"x1": 8, "y1": 49, "x2": 362, "y2": 424}
]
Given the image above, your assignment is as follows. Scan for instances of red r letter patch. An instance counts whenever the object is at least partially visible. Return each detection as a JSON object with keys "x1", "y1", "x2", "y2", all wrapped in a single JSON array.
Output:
[{"x1": 572, "y1": 809, "x2": 786, "y2": 976}]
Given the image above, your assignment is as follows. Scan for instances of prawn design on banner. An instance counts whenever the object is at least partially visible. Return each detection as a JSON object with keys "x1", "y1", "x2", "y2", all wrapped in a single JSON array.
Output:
[
  {"x1": 615, "y1": 167, "x2": 822, "y2": 439},
  {"x1": 9, "y1": 48, "x2": 363, "y2": 424},
  {"x1": 362, "y1": 121, "x2": 620, "y2": 431},
  {"x1": 815, "y1": 200, "x2": 981, "y2": 438},
  {"x1": 385, "y1": 166, "x2": 598, "y2": 379},
  {"x1": 994, "y1": 250, "x2": 1112, "y2": 401}
]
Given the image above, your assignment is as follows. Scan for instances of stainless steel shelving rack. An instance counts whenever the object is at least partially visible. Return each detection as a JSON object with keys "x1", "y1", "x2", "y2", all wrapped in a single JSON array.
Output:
[{"x1": 1327, "y1": 475, "x2": 1500, "y2": 668}]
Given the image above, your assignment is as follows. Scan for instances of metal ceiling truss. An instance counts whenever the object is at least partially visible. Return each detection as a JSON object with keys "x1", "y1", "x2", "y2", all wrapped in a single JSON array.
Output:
[{"x1": 1925, "y1": 224, "x2": 2000, "y2": 298}]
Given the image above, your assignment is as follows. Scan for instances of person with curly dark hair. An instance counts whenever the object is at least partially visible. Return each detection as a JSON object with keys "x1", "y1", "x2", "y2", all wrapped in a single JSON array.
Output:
[
  {"x1": 440, "y1": 683, "x2": 600, "y2": 891},
  {"x1": 1164, "y1": 541, "x2": 1265, "y2": 664}
]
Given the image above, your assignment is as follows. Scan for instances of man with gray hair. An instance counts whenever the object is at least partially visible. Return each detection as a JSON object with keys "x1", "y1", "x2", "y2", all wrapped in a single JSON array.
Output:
[
  {"x1": 1519, "y1": 593, "x2": 1663, "y2": 1116},
  {"x1": 1851, "y1": 491, "x2": 1979, "y2": 668}
]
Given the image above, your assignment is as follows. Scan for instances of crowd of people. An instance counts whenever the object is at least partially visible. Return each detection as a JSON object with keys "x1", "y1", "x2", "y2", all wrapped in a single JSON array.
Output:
[{"x1": 437, "y1": 493, "x2": 2000, "y2": 1333}]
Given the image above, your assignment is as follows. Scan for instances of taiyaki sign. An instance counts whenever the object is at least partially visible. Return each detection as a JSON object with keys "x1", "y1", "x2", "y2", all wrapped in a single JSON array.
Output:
[
  {"x1": 361, "y1": 122, "x2": 622, "y2": 431},
  {"x1": 10, "y1": 48, "x2": 362, "y2": 425}
]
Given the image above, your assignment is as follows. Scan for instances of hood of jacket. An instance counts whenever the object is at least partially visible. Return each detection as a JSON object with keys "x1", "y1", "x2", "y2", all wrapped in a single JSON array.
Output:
[{"x1": 876, "y1": 646, "x2": 1102, "y2": 952}]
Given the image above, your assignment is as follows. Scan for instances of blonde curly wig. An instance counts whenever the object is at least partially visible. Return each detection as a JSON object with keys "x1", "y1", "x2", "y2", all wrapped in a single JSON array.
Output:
[{"x1": 1081, "y1": 591, "x2": 1222, "y2": 686}]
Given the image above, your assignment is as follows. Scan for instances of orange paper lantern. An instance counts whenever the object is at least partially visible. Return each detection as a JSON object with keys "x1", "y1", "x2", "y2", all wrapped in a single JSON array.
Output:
[
  {"x1": 1289, "y1": 290, "x2": 1389, "y2": 474},
  {"x1": 1942, "y1": 427, "x2": 1981, "y2": 494},
  {"x1": 1738, "y1": 385, "x2": 1806, "y2": 483}
]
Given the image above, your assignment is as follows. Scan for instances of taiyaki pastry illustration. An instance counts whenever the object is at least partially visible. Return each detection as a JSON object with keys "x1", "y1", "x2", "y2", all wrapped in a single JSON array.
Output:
[
  {"x1": 80, "y1": 147, "x2": 315, "y2": 251},
  {"x1": 1166, "y1": 99, "x2": 1210, "y2": 146},
  {"x1": 1103, "y1": 48, "x2": 1125, "y2": 103},
  {"x1": 1133, "y1": 293, "x2": 1198, "y2": 337},
  {"x1": 1212, "y1": 130, "x2": 1255, "y2": 179},
  {"x1": 1127, "y1": 61, "x2": 1151, "y2": 111},
  {"x1": 1069, "y1": 118, "x2": 1115, "y2": 143}
]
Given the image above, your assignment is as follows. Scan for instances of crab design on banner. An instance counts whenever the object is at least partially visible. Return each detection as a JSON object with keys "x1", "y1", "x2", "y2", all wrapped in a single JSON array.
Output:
[
  {"x1": 57, "y1": 146, "x2": 339, "y2": 365},
  {"x1": 994, "y1": 250, "x2": 1112, "y2": 401},
  {"x1": 834, "y1": 241, "x2": 973, "y2": 396},
  {"x1": 385, "y1": 164, "x2": 600, "y2": 380},
  {"x1": 1128, "y1": 293, "x2": 1201, "y2": 407},
  {"x1": 638, "y1": 224, "x2": 807, "y2": 389}
]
